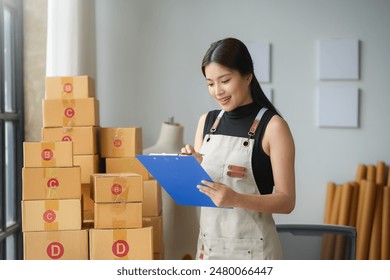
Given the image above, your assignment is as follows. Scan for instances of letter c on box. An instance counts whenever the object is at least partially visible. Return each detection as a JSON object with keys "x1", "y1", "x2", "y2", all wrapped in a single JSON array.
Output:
[
  {"x1": 47, "y1": 178, "x2": 59, "y2": 189},
  {"x1": 64, "y1": 108, "x2": 75, "y2": 118},
  {"x1": 43, "y1": 210, "x2": 56, "y2": 223}
]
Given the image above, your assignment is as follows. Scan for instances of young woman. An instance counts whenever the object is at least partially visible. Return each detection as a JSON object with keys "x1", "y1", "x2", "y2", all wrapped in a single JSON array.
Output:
[{"x1": 181, "y1": 38, "x2": 296, "y2": 260}]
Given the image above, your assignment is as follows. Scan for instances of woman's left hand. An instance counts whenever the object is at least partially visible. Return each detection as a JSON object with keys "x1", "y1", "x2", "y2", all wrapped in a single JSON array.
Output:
[{"x1": 197, "y1": 180, "x2": 238, "y2": 207}]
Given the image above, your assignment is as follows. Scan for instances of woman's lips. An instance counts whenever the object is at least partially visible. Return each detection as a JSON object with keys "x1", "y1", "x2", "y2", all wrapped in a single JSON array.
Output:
[{"x1": 218, "y1": 96, "x2": 231, "y2": 105}]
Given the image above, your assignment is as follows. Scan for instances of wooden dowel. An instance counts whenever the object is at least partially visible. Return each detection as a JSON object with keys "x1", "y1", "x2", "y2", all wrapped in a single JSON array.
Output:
[
  {"x1": 355, "y1": 163, "x2": 367, "y2": 182},
  {"x1": 334, "y1": 235, "x2": 347, "y2": 260},
  {"x1": 348, "y1": 182, "x2": 359, "y2": 227},
  {"x1": 376, "y1": 161, "x2": 386, "y2": 186},
  {"x1": 368, "y1": 183, "x2": 383, "y2": 260},
  {"x1": 324, "y1": 182, "x2": 336, "y2": 224},
  {"x1": 356, "y1": 180, "x2": 377, "y2": 260},
  {"x1": 338, "y1": 182, "x2": 353, "y2": 226},
  {"x1": 387, "y1": 167, "x2": 390, "y2": 187},
  {"x1": 330, "y1": 185, "x2": 342, "y2": 225},
  {"x1": 367, "y1": 165, "x2": 377, "y2": 182},
  {"x1": 321, "y1": 184, "x2": 341, "y2": 260},
  {"x1": 334, "y1": 183, "x2": 353, "y2": 260},
  {"x1": 357, "y1": 180, "x2": 366, "y2": 231},
  {"x1": 381, "y1": 186, "x2": 390, "y2": 260}
]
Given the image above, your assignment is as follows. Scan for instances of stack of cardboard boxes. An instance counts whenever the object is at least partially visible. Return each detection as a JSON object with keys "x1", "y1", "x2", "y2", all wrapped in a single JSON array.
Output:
[
  {"x1": 22, "y1": 75, "x2": 99, "y2": 259},
  {"x1": 89, "y1": 172, "x2": 153, "y2": 259},
  {"x1": 22, "y1": 141, "x2": 88, "y2": 259},
  {"x1": 22, "y1": 75, "x2": 163, "y2": 260},
  {"x1": 101, "y1": 128, "x2": 164, "y2": 259},
  {"x1": 41, "y1": 76, "x2": 100, "y2": 223}
]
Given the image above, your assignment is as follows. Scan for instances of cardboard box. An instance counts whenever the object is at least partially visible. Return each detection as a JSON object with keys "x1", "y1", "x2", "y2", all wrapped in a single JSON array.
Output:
[
  {"x1": 22, "y1": 167, "x2": 81, "y2": 200},
  {"x1": 22, "y1": 199, "x2": 82, "y2": 232},
  {"x1": 45, "y1": 75, "x2": 95, "y2": 99},
  {"x1": 143, "y1": 179, "x2": 162, "y2": 217},
  {"x1": 42, "y1": 126, "x2": 98, "y2": 155},
  {"x1": 42, "y1": 98, "x2": 99, "y2": 128},
  {"x1": 89, "y1": 227, "x2": 153, "y2": 260},
  {"x1": 100, "y1": 127, "x2": 142, "y2": 158},
  {"x1": 23, "y1": 141, "x2": 73, "y2": 168},
  {"x1": 143, "y1": 216, "x2": 163, "y2": 254},
  {"x1": 82, "y1": 184, "x2": 94, "y2": 211},
  {"x1": 94, "y1": 202, "x2": 142, "y2": 229},
  {"x1": 92, "y1": 173, "x2": 143, "y2": 203},
  {"x1": 73, "y1": 154, "x2": 100, "y2": 184},
  {"x1": 105, "y1": 157, "x2": 151, "y2": 180},
  {"x1": 23, "y1": 229, "x2": 89, "y2": 260}
]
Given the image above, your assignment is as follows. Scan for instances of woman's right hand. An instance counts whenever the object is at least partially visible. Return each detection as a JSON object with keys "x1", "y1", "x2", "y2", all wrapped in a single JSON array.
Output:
[{"x1": 181, "y1": 144, "x2": 203, "y2": 164}]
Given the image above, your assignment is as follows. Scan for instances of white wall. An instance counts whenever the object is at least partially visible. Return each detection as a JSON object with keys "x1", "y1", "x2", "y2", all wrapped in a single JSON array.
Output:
[{"x1": 95, "y1": 0, "x2": 390, "y2": 224}]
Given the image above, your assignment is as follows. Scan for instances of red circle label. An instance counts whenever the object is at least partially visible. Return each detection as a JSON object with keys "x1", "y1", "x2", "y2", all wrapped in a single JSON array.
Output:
[
  {"x1": 47, "y1": 178, "x2": 59, "y2": 189},
  {"x1": 112, "y1": 240, "x2": 129, "y2": 257},
  {"x1": 64, "y1": 108, "x2": 75, "y2": 118},
  {"x1": 47, "y1": 242, "x2": 64, "y2": 259},
  {"x1": 111, "y1": 183, "x2": 122, "y2": 195},
  {"x1": 41, "y1": 149, "x2": 54, "y2": 161},
  {"x1": 43, "y1": 210, "x2": 56, "y2": 223},
  {"x1": 63, "y1": 83, "x2": 73, "y2": 93},
  {"x1": 113, "y1": 139, "x2": 122, "y2": 148},
  {"x1": 62, "y1": 135, "x2": 72, "y2": 141}
]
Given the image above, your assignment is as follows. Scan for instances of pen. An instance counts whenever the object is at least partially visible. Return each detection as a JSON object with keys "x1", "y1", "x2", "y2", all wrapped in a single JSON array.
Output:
[{"x1": 179, "y1": 152, "x2": 205, "y2": 156}]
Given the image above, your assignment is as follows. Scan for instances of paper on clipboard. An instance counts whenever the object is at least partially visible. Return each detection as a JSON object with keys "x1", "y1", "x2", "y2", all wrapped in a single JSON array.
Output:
[{"x1": 136, "y1": 154, "x2": 217, "y2": 207}]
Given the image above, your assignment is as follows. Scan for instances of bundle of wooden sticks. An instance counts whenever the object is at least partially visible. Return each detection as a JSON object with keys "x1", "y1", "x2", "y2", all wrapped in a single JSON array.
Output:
[{"x1": 323, "y1": 161, "x2": 390, "y2": 260}]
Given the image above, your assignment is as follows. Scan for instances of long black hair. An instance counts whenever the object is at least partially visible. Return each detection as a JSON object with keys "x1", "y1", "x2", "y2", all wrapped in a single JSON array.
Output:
[{"x1": 201, "y1": 38, "x2": 279, "y2": 114}]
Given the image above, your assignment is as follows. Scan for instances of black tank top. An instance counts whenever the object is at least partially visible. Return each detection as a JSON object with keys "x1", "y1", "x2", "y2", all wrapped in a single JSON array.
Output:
[{"x1": 203, "y1": 102, "x2": 276, "y2": 195}]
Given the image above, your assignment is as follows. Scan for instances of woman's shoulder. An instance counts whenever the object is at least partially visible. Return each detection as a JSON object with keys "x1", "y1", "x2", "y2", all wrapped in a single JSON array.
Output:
[
  {"x1": 262, "y1": 113, "x2": 294, "y2": 154},
  {"x1": 206, "y1": 109, "x2": 221, "y2": 120},
  {"x1": 266, "y1": 114, "x2": 294, "y2": 144},
  {"x1": 201, "y1": 109, "x2": 221, "y2": 126},
  {"x1": 267, "y1": 114, "x2": 292, "y2": 134}
]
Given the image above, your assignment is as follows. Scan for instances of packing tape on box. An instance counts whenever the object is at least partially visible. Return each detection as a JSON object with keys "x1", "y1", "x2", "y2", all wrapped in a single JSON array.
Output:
[
  {"x1": 44, "y1": 168, "x2": 59, "y2": 199},
  {"x1": 61, "y1": 77, "x2": 74, "y2": 98},
  {"x1": 113, "y1": 128, "x2": 125, "y2": 157},
  {"x1": 112, "y1": 176, "x2": 129, "y2": 202},
  {"x1": 112, "y1": 218, "x2": 127, "y2": 229},
  {"x1": 111, "y1": 203, "x2": 128, "y2": 228},
  {"x1": 43, "y1": 230, "x2": 62, "y2": 259},
  {"x1": 113, "y1": 229, "x2": 129, "y2": 260},
  {"x1": 45, "y1": 230, "x2": 61, "y2": 243},
  {"x1": 62, "y1": 126, "x2": 74, "y2": 134},
  {"x1": 113, "y1": 229, "x2": 127, "y2": 241},
  {"x1": 113, "y1": 128, "x2": 124, "y2": 139},
  {"x1": 41, "y1": 142, "x2": 57, "y2": 167},
  {"x1": 62, "y1": 99, "x2": 76, "y2": 127},
  {"x1": 44, "y1": 200, "x2": 59, "y2": 231}
]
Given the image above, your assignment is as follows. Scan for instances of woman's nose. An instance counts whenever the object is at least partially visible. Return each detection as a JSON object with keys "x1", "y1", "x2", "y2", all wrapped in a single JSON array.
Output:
[{"x1": 215, "y1": 84, "x2": 224, "y2": 96}]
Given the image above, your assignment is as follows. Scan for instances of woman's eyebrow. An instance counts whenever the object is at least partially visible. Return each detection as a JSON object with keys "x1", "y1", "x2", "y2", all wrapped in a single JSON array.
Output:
[{"x1": 206, "y1": 73, "x2": 232, "y2": 81}]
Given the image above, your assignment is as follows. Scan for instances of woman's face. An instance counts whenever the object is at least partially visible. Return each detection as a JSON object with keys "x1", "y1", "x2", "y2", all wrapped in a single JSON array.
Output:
[{"x1": 204, "y1": 62, "x2": 253, "y2": 112}]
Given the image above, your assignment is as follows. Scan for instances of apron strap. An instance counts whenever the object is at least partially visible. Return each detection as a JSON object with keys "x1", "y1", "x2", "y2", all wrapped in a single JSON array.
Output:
[
  {"x1": 248, "y1": 107, "x2": 268, "y2": 136},
  {"x1": 210, "y1": 110, "x2": 225, "y2": 134},
  {"x1": 243, "y1": 107, "x2": 268, "y2": 147}
]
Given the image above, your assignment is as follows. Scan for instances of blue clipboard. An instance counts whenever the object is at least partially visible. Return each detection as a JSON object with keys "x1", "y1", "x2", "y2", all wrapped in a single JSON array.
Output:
[{"x1": 136, "y1": 154, "x2": 217, "y2": 207}]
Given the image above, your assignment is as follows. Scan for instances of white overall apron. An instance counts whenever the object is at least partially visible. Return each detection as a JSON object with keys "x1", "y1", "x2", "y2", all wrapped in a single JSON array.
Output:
[{"x1": 196, "y1": 108, "x2": 283, "y2": 260}]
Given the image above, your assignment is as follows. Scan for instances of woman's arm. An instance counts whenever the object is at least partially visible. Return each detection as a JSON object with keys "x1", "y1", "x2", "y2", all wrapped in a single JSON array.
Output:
[{"x1": 181, "y1": 113, "x2": 207, "y2": 163}]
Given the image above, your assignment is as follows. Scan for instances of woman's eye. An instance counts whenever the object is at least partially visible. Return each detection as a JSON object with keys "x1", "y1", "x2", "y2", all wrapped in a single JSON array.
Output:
[
  {"x1": 207, "y1": 83, "x2": 214, "y2": 87},
  {"x1": 222, "y1": 79, "x2": 230, "y2": 84}
]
